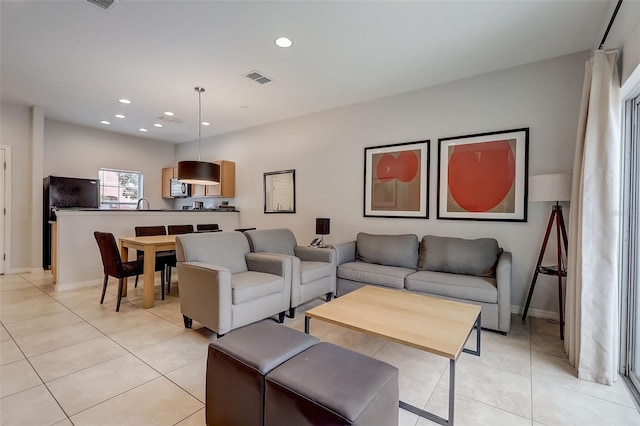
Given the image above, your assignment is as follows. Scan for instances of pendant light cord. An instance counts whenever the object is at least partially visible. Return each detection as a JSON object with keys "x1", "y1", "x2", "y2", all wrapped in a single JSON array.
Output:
[{"x1": 197, "y1": 87, "x2": 202, "y2": 161}]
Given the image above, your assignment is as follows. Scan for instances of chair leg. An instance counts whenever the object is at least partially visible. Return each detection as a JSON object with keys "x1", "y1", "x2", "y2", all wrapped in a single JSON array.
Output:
[
  {"x1": 183, "y1": 315, "x2": 192, "y2": 329},
  {"x1": 288, "y1": 307, "x2": 296, "y2": 318},
  {"x1": 135, "y1": 274, "x2": 139, "y2": 288},
  {"x1": 166, "y1": 265, "x2": 172, "y2": 294},
  {"x1": 326, "y1": 292, "x2": 333, "y2": 302},
  {"x1": 216, "y1": 333, "x2": 226, "y2": 338},
  {"x1": 278, "y1": 311, "x2": 286, "y2": 323},
  {"x1": 100, "y1": 275, "x2": 108, "y2": 304},
  {"x1": 160, "y1": 269, "x2": 165, "y2": 301},
  {"x1": 116, "y1": 278, "x2": 123, "y2": 312}
]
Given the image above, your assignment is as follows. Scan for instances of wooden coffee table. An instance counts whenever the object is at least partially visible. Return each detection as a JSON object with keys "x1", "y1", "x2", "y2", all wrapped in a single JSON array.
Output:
[{"x1": 304, "y1": 285, "x2": 481, "y2": 426}]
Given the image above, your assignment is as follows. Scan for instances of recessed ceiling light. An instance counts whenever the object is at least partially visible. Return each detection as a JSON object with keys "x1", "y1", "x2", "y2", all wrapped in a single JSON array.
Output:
[
  {"x1": 164, "y1": 111, "x2": 175, "y2": 116},
  {"x1": 154, "y1": 123, "x2": 163, "y2": 128},
  {"x1": 114, "y1": 114, "x2": 125, "y2": 119},
  {"x1": 201, "y1": 121, "x2": 210, "y2": 126},
  {"x1": 138, "y1": 128, "x2": 148, "y2": 132},
  {"x1": 275, "y1": 37, "x2": 293, "y2": 48},
  {"x1": 118, "y1": 98, "x2": 132, "y2": 104},
  {"x1": 100, "y1": 120, "x2": 111, "y2": 125}
]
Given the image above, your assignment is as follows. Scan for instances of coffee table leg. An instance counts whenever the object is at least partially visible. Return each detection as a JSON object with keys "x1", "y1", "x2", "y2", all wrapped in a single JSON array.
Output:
[
  {"x1": 399, "y1": 359, "x2": 456, "y2": 425},
  {"x1": 462, "y1": 312, "x2": 481, "y2": 356},
  {"x1": 304, "y1": 316, "x2": 310, "y2": 334}
]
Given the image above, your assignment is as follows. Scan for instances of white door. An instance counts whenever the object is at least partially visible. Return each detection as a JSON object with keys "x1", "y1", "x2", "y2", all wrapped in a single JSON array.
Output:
[{"x1": 0, "y1": 147, "x2": 4, "y2": 274}]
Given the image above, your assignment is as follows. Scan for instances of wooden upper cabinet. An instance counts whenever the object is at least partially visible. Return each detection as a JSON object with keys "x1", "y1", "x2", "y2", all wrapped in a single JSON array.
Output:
[
  {"x1": 162, "y1": 167, "x2": 178, "y2": 198},
  {"x1": 206, "y1": 161, "x2": 236, "y2": 198}
]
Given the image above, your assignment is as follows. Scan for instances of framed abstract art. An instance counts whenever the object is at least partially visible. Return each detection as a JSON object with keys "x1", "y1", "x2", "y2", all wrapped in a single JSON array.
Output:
[
  {"x1": 364, "y1": 140, "x2": 429, "y2": 218},
  {"x1": 437, "y1": 128, "x2": 529, "y2": 221}
]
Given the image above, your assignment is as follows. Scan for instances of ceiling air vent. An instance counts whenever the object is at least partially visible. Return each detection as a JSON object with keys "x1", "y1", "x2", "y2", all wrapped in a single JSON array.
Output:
[
  {"x1": 158, "y1": 115, "x2": 184, "y2": 124},
  {"x1": 85, "y1": 0, "x2": 117, "y2": 10},
  {"x1": 244, "y1": 70, "x2": 272, "y2": 85}
]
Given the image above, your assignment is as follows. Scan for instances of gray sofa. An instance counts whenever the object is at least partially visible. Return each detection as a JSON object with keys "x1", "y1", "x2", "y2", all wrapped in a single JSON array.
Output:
[{"x1": 335, "y1": 233, "x2": 511, "y2": 333}]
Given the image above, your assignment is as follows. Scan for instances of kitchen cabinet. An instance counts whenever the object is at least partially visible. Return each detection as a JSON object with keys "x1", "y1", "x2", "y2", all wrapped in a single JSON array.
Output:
[
  {"x1": 191, "y1": 161, "x2": 236, "y2": 198},
  {"x1": 162, "y1": 167, "x2": 177, "y2": 198}
]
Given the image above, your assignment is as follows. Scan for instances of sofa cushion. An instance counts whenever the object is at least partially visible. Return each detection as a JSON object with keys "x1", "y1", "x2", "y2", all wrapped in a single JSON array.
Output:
[
  {"x1": 300, "y1": 261, "x2": 332, "y2": 285},
  {"x1": 418, "y1": 235, "x2": 502, "y2": 277},
  {"x1": 356, "y1": 233, "x2": 419, "y2": 269},
  {"x1": 405, "y1": 270, "x2": 498, "y2": 303},
  {"x1": 232, "y1": 271, "x2": 284, "y2": 304},
  {"x1": 338, "y1": 261, "x2": 413, "y2": 289}
]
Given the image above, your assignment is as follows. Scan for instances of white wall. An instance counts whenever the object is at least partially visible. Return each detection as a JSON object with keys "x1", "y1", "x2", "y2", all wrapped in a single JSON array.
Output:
[
  {"x1": 44, "y1": 120, "x2": 176, "y2": 210},
  {"x1": 0, "y1": 102, "x2": 32, "y2": 272},
  {"x1": 176, "y1": 51, "x2": 590, "y2": 316}
]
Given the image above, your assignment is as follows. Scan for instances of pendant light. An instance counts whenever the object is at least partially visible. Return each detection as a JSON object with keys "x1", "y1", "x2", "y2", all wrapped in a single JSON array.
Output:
[{"x1": 177, "y1": 87, "x2": 220, "y2": 185}]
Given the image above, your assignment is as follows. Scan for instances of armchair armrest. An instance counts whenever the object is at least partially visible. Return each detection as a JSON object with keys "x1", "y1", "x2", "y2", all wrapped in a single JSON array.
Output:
[
  {"x1": 495, "y1": 251, "x2": 512, "y2": 333},
  {"x1": 246, "y1": 252, "x2": 292, "y2": 278},
  {"x1": 334, "y1": 241, "x2": 356, "y2": 265},
  {"x1": 177, "y1": 261, "x2": 233, "y2": 332},
  {"x1": 294, "y1": 246, "x2": 335, "y2": 264}
]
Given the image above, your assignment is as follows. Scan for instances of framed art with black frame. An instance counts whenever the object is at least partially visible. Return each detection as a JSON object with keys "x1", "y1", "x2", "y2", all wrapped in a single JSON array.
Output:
[
  {"x1": 364, "y1": 140, "x2": 429, "y2": 218},
  {"x1": 437, "y1": 128, "x2": 529, "y2": 221}
]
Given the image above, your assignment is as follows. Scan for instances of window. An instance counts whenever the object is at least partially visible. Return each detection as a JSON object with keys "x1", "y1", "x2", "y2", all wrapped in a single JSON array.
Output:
[{"x1": 98, "y1": 169, "x2": 143, "y2": 210}]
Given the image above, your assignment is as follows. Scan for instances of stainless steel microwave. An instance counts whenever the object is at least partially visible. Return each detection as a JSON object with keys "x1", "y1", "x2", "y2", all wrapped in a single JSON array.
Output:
[{"x1": 170, "y1": 178, "x2": 190, "y2": 197}]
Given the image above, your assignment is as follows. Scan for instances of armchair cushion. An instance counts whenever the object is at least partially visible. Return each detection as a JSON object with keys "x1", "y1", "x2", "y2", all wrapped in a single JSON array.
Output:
[
  {"x1": 356, "y1": 233, "x2": 419, "y2": 269},
  {"x1": 176, "y1": 232, "x2": 250, "y2": 274},
  {"x1": 417, "y1": 235, "x2": 502, "y2": 277},
  {"x1": 232, "y1": 271, "x2": 285, "y2": 305},
  {"x1": 245, "y1": 228, "x2": 296, "y2": 256}
]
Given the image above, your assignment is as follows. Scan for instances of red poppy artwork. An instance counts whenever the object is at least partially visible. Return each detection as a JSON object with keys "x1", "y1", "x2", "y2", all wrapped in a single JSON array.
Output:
[
  {"x1": 438, "y1": 129, "x2": 528, "y2": 221},
  {"x1": 364, "y1": 141, "x2": 429, "y2": 218}
]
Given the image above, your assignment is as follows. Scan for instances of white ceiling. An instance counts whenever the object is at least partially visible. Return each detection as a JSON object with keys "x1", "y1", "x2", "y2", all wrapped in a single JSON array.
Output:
[{"x1": 1, "y1": 0, "x2": 614, "y2": 143}]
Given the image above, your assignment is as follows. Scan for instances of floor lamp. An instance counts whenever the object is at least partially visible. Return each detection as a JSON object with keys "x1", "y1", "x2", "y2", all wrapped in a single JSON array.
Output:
[{"x1": 521, "y1": 174, "x2": 572, "y2": 340}]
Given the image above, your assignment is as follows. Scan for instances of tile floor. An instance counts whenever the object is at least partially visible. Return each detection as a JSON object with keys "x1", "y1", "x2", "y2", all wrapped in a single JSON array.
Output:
[{"x1": 1, "y1": 271, "x2": 639, "y2": 426}]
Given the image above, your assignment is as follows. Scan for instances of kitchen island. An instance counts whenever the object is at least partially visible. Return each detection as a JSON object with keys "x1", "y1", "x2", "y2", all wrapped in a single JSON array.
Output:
[{"x1": 52, "y1": 209, "x2": 240, "y2": 290}]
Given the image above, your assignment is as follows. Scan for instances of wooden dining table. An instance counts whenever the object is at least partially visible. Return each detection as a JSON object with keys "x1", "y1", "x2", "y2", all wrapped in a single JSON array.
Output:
[{"x1": 119, "y1": 234, "x2": 177, "y2": 308}]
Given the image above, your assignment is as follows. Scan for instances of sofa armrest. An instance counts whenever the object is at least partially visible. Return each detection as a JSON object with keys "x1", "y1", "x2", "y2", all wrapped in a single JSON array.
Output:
[
  {"x1": 495, "y1": 251, "x2": 512, "y2": 333},
  {"x1": 294, "y1": 246, "x2": 336, "y2": 264},
  {"x1": 177, "y1": 261, "x2": 233, "y2": 332},
  {"x1": 246, "y1": 252, "x2": 292, "y2": 278},
  {"x1": 334, "y1": 241, "x2": 356, "y2": 265}
]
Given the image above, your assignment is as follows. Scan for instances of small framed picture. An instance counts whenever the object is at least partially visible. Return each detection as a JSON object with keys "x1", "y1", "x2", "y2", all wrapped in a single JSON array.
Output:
[
  {"x1": 364, "y1": 140, "x2": 429, "y2": 218},
  {"x1": 437, "y1": 128, "x2": 529, "y2": 221}
]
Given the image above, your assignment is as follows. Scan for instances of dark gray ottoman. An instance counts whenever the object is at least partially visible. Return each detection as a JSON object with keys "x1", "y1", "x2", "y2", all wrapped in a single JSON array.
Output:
[
  {"x1": 265, "y1": 342, "x2": 399, "y2": 426},
  {"x1": 206, "y1": 320, "x2": 319, "y2": 426}
]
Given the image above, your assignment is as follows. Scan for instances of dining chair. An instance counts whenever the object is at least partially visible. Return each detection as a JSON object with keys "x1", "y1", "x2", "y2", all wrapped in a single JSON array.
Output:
[
  {"x1": 134, "y1": 225, "x2": 171, "y2": 299},
  {"x1": 168, "y1": 224, "x2": 194, "y2": 235},
  {"x1": 166, "y1": 224, "x2": 194, "y2": 290},
  {"x1": 196, "y1": 223, "x2": 220, "y2": 232},
  {"x1": 93, "y1": 231, "x2": 142, "y2": 312}
]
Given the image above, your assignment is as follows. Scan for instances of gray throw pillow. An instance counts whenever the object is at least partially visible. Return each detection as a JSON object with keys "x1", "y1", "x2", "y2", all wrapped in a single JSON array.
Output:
[
  {"x1": 356, "y1": 233, "x2": 419, "y2": 269},
  {"x1": 418, "y1": 235, "x2": 502, "y2": 277}
]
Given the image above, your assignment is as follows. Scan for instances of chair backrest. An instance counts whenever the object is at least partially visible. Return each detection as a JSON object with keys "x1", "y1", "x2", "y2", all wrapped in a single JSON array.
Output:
[
  {"x1": 244, "y1": 228, "x2": 297, "y2": 256},
  {"x1": 94, "y1": 231, "x2": 123, "y2": 277},
  {"x1": 168, "y1": 224, "x2": 194, "y2": 235},
  {"x1": 135, "y1": 225, "x2": 167, "y2": 237},
  {"x1": 176, "y1": 232, "x2": 250, "y2": 274},
  {"x1": 197, "y1": 224, "x2": 219, "y2": 231}
]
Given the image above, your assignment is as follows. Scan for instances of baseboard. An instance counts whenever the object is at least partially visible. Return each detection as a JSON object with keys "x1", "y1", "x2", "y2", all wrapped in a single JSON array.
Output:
[
  {"x1": 511, "y1": 304, "x2": 559, "y2": 321},
  {"x1": 6, "y1": 267, "x2": 31, "y2": 274},
  {"x1": 30, "y1": 267, "x2": 45, "y2": 274},
  {"x1": 55, "y1": 278, "x2": 102, "y2": 291}
]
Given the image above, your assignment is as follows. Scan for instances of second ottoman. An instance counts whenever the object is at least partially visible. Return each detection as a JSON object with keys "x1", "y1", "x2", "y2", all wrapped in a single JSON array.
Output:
[
  {"x1": 265, "y1": 342, "x2": 399, "y2": 426},
  {"x1": 206, "y1": 320, "x2": 319, "y2": 426}
]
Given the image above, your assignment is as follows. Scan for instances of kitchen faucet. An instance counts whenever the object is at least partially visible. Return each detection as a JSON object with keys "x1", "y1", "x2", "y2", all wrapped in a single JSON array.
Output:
[{"x1": 136, "y1": 198, "x2": 150, "y2": 210}]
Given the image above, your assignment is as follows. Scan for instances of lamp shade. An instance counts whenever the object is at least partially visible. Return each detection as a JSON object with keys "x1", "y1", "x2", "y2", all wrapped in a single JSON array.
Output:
[
  {"x1": 177, "y1": 161, "x2": 220, "y2": 185},
  {"x1": 316, "y1": 218, "x2": 330, "y2": 235},
  {"x1": 528, "y1": 173, "x2": 572, "y2": 202}
]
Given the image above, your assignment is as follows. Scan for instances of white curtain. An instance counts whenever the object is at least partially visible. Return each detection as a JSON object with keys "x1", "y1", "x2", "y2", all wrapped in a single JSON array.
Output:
[{"x1": 565, "y1": 50, "x2": 621, "y2": 385}]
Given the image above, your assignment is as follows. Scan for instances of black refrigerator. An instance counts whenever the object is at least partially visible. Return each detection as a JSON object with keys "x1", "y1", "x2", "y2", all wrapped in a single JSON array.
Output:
[{"x1": 43, "y1": 176, "x2": 100, "y2": 269}]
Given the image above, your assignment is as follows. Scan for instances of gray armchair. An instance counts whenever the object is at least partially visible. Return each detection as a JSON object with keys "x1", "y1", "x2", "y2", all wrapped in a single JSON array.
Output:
[
  {"x1": 245, "y1": 229, "x2": 336, "y2": 318},
  {"x1": 175, "y1": 232, "x2": 292, "y2": 337}
]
